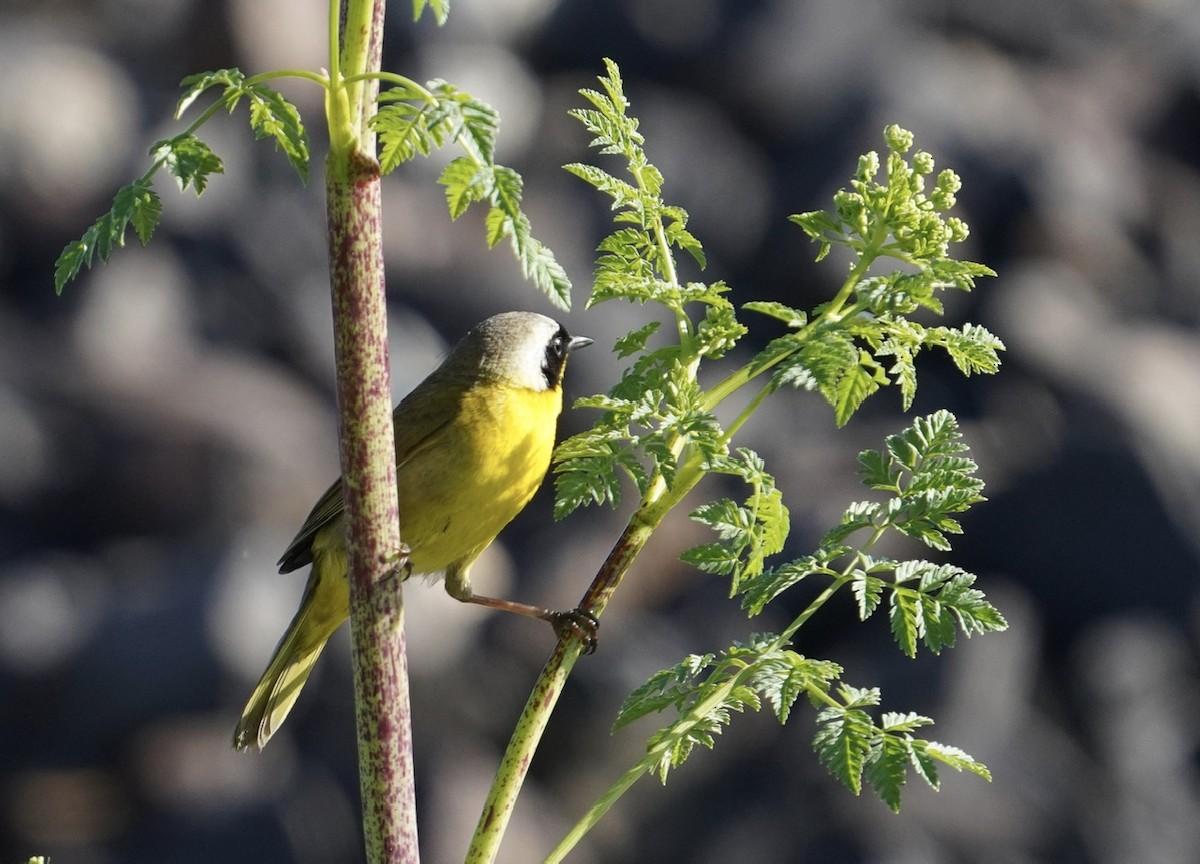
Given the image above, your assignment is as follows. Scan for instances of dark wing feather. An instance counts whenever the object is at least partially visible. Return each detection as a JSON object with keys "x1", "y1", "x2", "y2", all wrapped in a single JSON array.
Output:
[
  {"x1": 275, "y1": 373, "x2": 465, "y2": 573},
  {"x1": 276, "y1": 477, "x2": 346, "y2": 572}
]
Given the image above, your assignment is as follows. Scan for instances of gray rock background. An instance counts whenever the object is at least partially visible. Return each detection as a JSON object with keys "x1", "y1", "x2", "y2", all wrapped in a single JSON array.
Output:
[{"x1": 1, "y1": 1, "x2": 1198, "y2": 862}]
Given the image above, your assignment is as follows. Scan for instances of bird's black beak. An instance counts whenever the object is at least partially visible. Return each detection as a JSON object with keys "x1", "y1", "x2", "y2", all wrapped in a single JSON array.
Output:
[{"x1": 568, "y1": 335, "x2": 594, "y2": 352}]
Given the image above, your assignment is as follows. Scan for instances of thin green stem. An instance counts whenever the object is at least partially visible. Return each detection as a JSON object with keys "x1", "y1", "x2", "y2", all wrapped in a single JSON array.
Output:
[
  {"x1": 721, "y1": 380, "x2": 772, "y2": 445},
  {"x1": 466, "y1": 641, "x2": 586, "y2": 864},
  {"x1": 824, "y1": 217, "x2": 890, "y2": 320},
  {"x1": 247, "y1": 68, "x2": 333, "y2": 89},
  {"x1": 139, "y1": 92, "x2": 234, "y2": 185},
  {"x1": 339, "y1": 0, "x2": 375, "y2": 137},
  {"x1": 325, "y1": 0, "x2": 355, "y2": 163},
  {"x1": 546, "y1": 569, "x2": 851, "y2": 863},
  {"x1": 778, "y1": 576, "x2": 848, "y2": 645},
  {"x1": 469, "y1": 434, "x2": 708, "y2": 862},
  {"x1": 346, "y1": 70, "x2": 437, "y2": 102},
  {"x1": 328, "y1": 0, "x2": 341, "y2": 90},
  {"x1": 542, "y1": 758, "x2": 649, "y2": 864},
  {"x1": 804, "y1": 680, "x2": 847, "y2": 711}
]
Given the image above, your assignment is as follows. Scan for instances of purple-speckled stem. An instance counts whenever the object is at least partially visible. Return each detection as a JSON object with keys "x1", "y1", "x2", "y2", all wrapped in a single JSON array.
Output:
[{"x1": 326, "y1": 1, "x2": 419, "y2": 861}]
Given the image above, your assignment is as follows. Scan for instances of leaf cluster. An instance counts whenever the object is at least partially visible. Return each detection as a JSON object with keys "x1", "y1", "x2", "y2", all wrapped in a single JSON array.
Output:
[
  {"x1": 623, "y1": 411, "x2": 1004, "y2": 810},
  {"x1": 371, "y1": 78, "x2": 570, "y2": 308},
  {"x1": 813, "y1": 685, "x2": 991, "y2": 811},
  {"x1": 555, "y1": 79, "x2": 1003, "y2": 542},
  {"x1": 613, "y1": 635, "x2": 841, "y2": 783},
  {"x1": 54, "y1": 69, "x2": 309, "y2": 294},
  {"x1": 680, "y1": 449, "x2": 788, "y2": 595},
  {"x1": 55, "y1": 63, "x2": 571, "y2": 310},
  {"x1": 781, "y1": 125, "x2": 1004, "y2": 418},
  {"x1": 546, "y1": 70, "x2": 1009, "y2": 814},
  {"x1": 553, "y1": 60, "x2": 747, "y2": 519},
  {"x1": 738, "y1": 410, "x2": 1005, "y2": 649}
]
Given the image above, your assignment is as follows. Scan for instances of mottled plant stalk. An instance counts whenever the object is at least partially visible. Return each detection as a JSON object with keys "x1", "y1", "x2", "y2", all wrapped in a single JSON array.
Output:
[
  {"x1": 326, "y1": 0, "x2": 419, "y2": 861},
  {"x1": 466, "y1": 462, "x2": 704, "y2": 863}
]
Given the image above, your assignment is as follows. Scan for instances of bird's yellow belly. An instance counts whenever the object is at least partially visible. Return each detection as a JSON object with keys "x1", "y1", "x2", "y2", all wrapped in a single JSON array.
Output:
[{"x1": 397, "y1": 384, "x2": 561, "y2": 576}]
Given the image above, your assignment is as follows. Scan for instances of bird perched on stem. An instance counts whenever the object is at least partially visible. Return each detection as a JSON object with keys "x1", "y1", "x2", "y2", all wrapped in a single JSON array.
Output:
[{"x1": 234, "y1": 311, "x2": 594, "y2": 750}]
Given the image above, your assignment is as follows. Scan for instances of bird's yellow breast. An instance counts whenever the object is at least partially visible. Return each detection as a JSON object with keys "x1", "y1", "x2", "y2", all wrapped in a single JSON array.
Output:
[{"x1": 396, "y1": 382, "x2": 562, "y2": 576}]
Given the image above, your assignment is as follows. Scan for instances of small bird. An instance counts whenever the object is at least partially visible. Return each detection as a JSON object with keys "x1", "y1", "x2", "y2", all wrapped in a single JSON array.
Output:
[{"x1": 234, "y1": 311, "x2": 594, "y2": 750}]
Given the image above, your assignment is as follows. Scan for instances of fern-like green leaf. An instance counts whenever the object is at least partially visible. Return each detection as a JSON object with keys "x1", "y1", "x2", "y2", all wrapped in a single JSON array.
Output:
[
  {"x1": 246, "y1": 85, "x2": 310, "y2": 182},
  {"x1": 54, "y1": 179, "x2": 163, "y2": 294},
  {"x1": 866, "y1": 731, "x2": 912, "y2": 811},
  {"x1": 439, "y1": 156, "x2": 488, "y2": 219},
  {"x1": 743, "y1": 300, "x2": 808, "y2": 328},
  {"x1": 412, "y1": 0, "x2": 449, "y2": 24},
  {"x1": 175, "y1": 68, "x2": 244, "y2": 118},
  {"x1": 152, "y1": 134, "x2": 223, "y2": 194},
  {"x1": 813, "y1": 705, "x2": 875, "y2": 795}
]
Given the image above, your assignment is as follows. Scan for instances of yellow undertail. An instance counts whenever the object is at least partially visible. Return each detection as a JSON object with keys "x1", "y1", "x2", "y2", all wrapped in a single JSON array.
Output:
[{"x1": 233, "y1": 552, "x2": 347, "y2": 750}]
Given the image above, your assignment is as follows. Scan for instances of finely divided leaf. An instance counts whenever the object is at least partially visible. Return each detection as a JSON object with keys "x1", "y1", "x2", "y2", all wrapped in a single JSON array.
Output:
[
  {"x1": 615, "y1": 652, "x2": 717, "y2": 729},
  {"x1": 883, "y1": 561, "x2": 1007, "y2": 656},
  {"x1": 246, "y1": 85, "x2": 310, "y2": 182},
  {"x1": 564, "y1": 163, "x2": 641, "y2": 210},
  {"x1": 153, "y1": 135, "x2": 223, "y2": 194},
  {"x1": 740, "y1": 551, "x2": 844, "y2": 615},
  {"x1": 813, "y1": 705, "x2": 875, "y2": 795},
  {"x1": 176, "y1": 69, "x2": 245, "y2": 118},
  {"x1": 743, "y1": 300, "x2": 808, "y2": 328},
  {"x1": 552, "y1": 426, "x2": 641, "y2": 518},
  {"x1": 374, "y1": 100, "x2": 437, "y2": 172},
  {"x1": 54, "y1": 179, "x2": 163, "y2": 294},
  {"x1": 373, "y1": 80, "x2": 571, "y2": 306},
  {"x1": 682, "y1": 450, "x2": 789, "y2": 594},
  {"x1": 919, "y1": 741, "x2": 992, "y2": 781},
  {"x1": 852, "y1": 571, "x2": 885, "y2": 620},
  {"x1": 834, "y1": 353, "x2": 886, "y2": 427},
  {"x1": 626, "y1": 641, "x2": 842, "y2": 783},
  {"x1": 439, "y1": 157, "x2": 489, "y2": 218},
  {"x1": 412, "y1": 0, "x2": 449, "y2": 23},
  {"x1": 456, "y1": 94, "x2": 499, "y2": 165},
  {"x1": 858, "y1": 447, "x2": 901, "y2": 491},
  {"x1": 929, "y1": 323, "x2": 1006, "y2": 375},
  {"x1": 772, "y1": 328, "x2": 857, "y2": 400},
  {"x1": 866, "y1": 732, "x2": 911, "y2": 811},
  {"x1": 613, "y1": 321, "x2": 662, "y2": 358}
]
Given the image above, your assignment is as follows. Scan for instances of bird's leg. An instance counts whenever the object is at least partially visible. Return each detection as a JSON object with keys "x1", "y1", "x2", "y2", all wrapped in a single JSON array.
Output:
[{"x1": 444, "y1": 565, "x2": 599, "y2": 653}]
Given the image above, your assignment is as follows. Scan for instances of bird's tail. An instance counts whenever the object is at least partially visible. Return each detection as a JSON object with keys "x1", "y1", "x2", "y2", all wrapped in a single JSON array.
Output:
[{"x1": 233, "y1": 571, "x2": 344, "y2": 751}]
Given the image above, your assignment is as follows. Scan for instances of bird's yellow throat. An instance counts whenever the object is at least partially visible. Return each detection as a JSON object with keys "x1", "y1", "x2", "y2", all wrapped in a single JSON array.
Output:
[{"x1": 396, "y1": 382, "x2": 563, "y2": 576}]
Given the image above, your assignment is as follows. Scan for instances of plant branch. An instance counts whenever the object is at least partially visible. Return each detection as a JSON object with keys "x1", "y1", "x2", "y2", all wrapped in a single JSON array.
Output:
[
  {"x1": 464, "y1": 512, "x2": 654, "y2": 864},
  {"x1": 325, "y1": 1, "x2": 420, "y2": 862},
  {"x1": 467, "y1": 429, "x2": 707, "y2": 862}
]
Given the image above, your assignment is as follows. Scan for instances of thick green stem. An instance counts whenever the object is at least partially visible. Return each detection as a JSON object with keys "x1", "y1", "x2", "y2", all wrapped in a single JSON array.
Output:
[
  {"x1": 464, "y1": 512, "x2": 657, "y2": 864},
  {"x1": 467, "y1": 446, "x2": 706, "y2": 863},
  {"x1": 465, "y1": 638, "x2": 585, "y2": 864},
  {"x1": 326, "y1": 1, "x2": 419, "y2": 862}
]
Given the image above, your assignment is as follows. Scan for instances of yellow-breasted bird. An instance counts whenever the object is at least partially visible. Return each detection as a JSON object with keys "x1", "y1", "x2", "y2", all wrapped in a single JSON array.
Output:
[{"x1": 233, "y1": 311, "x2": 593, "y2": 750}]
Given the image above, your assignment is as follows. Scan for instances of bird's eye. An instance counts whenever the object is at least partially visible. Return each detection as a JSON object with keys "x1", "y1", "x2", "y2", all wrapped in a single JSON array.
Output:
[{"x1": 542, "y1": 329, "x2": 571, "y2": 387}]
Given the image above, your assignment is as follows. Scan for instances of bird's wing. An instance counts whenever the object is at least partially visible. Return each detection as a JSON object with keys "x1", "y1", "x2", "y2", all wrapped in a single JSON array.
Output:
[
  {"x1": 276, "y1": 383, "x2": 460, "y2": 573},
  {"x1": 275, "y1": 477, "x2": 345, "y2": 572}
]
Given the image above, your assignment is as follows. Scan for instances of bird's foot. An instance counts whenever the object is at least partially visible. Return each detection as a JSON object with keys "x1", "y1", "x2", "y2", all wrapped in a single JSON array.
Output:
[{"x1": 546, "y1": 607, "x2": 600, "y2": 654}]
